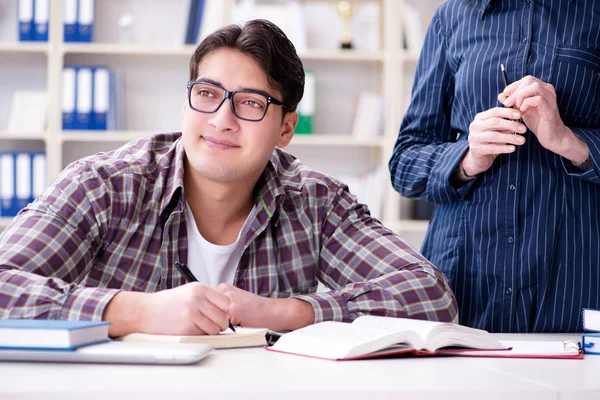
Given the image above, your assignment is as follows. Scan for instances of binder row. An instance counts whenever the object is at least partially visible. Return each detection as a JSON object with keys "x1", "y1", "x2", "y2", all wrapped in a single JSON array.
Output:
[
  {"x1": 18, "y1": 0, "x2": 95, "y2": 42},
  {"x1": 62, "y1": 66, "x2": 125, "y2": 131},
  {"x1": 0, "y1": 152, "x2": 47, "y2": 217}
]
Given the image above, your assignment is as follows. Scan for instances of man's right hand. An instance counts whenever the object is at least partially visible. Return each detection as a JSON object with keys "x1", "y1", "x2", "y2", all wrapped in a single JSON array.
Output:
[
  {"x1": 461, "y1": 107, "x2": 528, "y2": 177},
  {"x1": 103, "y1": 283, "x2": 231, "y2": 337}
]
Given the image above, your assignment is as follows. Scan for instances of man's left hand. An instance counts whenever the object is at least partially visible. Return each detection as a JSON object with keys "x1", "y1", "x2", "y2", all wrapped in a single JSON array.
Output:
[{"x1": 216, "y1": 283, "x2": 315, "y2": 331}]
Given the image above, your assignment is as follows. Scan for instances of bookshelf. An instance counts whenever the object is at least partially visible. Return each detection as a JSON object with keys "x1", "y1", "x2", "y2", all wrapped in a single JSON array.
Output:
[{"x1": 0, "y1": 0, "x2": 441, "y2": 249}]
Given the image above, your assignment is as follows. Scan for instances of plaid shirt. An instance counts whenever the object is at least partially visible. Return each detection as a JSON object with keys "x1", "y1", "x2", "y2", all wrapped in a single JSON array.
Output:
[{"x1": 0, "y1": 133, "x2": 457, "y2": 324}]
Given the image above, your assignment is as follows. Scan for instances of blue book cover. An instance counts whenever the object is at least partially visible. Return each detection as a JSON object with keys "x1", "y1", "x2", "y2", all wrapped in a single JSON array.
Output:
[{"x1": 0, "y1": 320, "x2": 110, "y2": 350}]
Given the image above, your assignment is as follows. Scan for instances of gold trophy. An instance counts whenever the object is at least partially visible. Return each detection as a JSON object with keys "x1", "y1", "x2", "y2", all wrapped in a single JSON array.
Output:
[{"x1": 337, "y1": 1, "x2": 355, "y2": 49}]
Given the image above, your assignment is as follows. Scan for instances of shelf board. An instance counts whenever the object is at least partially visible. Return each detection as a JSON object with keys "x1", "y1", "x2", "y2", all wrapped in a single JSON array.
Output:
[
  {"x1": 61, "y1": 43, "x2": 384, "y2": 61},
  {"x1": 62, "y1": 43, "x2": 196, "y2": 57},
  {"x1": 0, "y1": 42, "x2": 49, "y2": 54},
  {"x1": 291, "y1": 134, "x2": 384, "y2": 147},
  {"x1": 0, "y1": 132, "x2": 47, "y2": 141},
  {"x1": 385, "y1": 219, "x2": 430, "y2": 233},
  {"x1": 60, "y1": 132, "x2": 385, "y2": 147},
  {"x1": 299, "y1": 49, "x2": 384, "y2": 62},
  {"x1": 61, "y1": 131, "x2": 150, "y2": 142}
]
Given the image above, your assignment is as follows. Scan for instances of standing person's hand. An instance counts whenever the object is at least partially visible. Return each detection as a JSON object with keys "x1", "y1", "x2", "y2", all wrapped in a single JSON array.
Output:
[
  {"x1": 460, "y1": 107, "x2": 527, "y2": 177},
  {"x1": 499, "y1": 75, "x2": 589, "y2": 165},
  {"x1": 216, "y1": 283, "x2": 315, "y2": 331},
  {"x1": 104, "y1": 282, "x2": 232, "y2": 337}
]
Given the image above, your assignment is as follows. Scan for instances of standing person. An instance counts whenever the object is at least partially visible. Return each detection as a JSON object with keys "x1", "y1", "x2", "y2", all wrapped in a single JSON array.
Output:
[
  {"x1": 0, "y1": 20, "x2": 457, "y2": 337},
  {"x1": 389, "y1": 0, "x2": 599, "y2": 333}
]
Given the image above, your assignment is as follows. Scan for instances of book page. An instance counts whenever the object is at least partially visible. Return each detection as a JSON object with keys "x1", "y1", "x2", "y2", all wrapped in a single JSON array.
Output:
[
  {"x1": 352, "y1": 316, "x2": 441, "y2": 342},
  {"x1": 269, "y1": 321, "x2": 419, "y2": 360},
  {"x1": 351, "y1": 316, "x2": 503, "y2": 352}
]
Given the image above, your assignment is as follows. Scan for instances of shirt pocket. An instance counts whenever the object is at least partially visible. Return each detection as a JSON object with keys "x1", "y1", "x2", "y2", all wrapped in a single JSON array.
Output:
[{"x1": 551, "y1": 45, "x2": 600, "y2": 126}]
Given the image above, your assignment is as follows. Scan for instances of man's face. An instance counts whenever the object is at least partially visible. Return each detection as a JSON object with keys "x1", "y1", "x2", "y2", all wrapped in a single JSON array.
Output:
[{"x1": 182, "y1": 48, "x2": 296, "y2": 185}]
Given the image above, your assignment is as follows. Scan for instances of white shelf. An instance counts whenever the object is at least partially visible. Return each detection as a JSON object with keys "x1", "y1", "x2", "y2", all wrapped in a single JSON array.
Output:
[
  {"x1": 60, "y1": 131, "x2": 150, "y2": 143},
  {"x1": 0, "y1": 132, "x2": 48, "y2": 141},
  {"x1": 61, "y1": 44, "x2": 385, "y2": 62},
  {"x1": 299, "y1": 49, "x2": 385, "y2": 62},
  {"x1": 62, "y1": 43, "x2": 196, "y2": 57},
  {"x1": 0, "y1": 42, "x2": 49, "y2": 54},
  {"x1": 291, "y1": 134, "x2": 384, "y2": 147},
  {"x1": 59, "y1": 132, "x2": 385, "y2": 148}
]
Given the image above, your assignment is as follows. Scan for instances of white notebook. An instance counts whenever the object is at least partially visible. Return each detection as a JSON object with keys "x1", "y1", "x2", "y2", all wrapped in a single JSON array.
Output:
[{"x1": 0, "y1": 341, "x2": 213, "y2": 365}]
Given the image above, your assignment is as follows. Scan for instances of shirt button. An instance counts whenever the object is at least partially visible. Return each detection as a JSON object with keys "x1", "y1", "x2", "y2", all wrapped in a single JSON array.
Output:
[
  {"x1": 508, "y1": 236, "x2": 514, "y2": 243},
  {"x1": 505, "y1": 288, "x2": 513, "y2": 295},
  {"x1": 522, "y1": 37, "x2": 528, "y2": 43},
  {"x1": 509, "y1": 184, "x2": 516, "y2": 191}
]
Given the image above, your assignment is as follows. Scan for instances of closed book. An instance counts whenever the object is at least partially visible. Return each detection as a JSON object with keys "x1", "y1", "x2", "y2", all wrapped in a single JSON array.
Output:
[
  {"x1": 119, "y1": 327, "x2": 274, "y2": 349},
  {"x1": 0, "y1": 320, "x2": 110, "y2": 350}
]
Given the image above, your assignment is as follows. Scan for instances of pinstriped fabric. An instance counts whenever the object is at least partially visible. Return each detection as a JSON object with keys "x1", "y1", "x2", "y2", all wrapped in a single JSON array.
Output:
[
  {"x1": 389, "y1": 0, "x2": 600, "y2": 332},
  {"x1": 0, "y1": 133, "x2": 457, "y2": 324}
]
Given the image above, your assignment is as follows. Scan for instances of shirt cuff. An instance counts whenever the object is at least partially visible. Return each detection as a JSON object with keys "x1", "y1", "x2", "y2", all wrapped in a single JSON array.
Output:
[
  {"x1": 293, "y1": 292, "x2": 351, "y2": 323},
  {"x1": 58, "y1": 286, "x2": 121, "y2": 321}
]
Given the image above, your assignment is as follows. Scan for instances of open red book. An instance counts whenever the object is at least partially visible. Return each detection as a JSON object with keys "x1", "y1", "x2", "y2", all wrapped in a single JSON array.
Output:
[{"x1": 266, "y1": 316, "x2": 583, "y2": 360}]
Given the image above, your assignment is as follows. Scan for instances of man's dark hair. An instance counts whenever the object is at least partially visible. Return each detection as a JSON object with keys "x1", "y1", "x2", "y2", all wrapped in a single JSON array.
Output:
[{"x1": 189, "y1": 19, "x2": 305, "y2": 113}]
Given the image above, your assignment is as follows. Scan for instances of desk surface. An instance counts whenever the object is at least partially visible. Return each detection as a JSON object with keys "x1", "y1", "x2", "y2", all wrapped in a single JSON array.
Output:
[{"x1": 0, "y1": 333, "x2": 597, "y2": 400}]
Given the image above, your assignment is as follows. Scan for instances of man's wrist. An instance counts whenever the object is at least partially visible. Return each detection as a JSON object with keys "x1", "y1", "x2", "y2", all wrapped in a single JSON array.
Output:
[
  {"x1": 557, "y1": 127, "x2": 589, "y2": 165},
  {"x1": 276, "y1": 298, "x2": 315, "y2": 331},
  {"x1": 103, "y1": 291, "x2": 146, "y2": 337},
  {"x1": 451, "y1": 160, "x2": 476, "y2": 185}
]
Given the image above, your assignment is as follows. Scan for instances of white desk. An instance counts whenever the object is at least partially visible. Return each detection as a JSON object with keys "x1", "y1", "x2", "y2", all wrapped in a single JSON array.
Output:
[{"x1": 0, "y1": 334, "x2": 595, "y2": 400}]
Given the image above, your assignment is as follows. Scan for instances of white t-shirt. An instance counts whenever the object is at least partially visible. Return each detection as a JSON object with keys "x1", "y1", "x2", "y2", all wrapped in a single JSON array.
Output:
[{"x1": 185, "y1": 202, "x2": 258, "y2": 287}]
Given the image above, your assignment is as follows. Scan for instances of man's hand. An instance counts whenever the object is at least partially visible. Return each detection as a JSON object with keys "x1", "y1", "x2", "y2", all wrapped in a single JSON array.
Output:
[
  {"x1": 216, "y1": 283, "x2": 315, "y2": 331},
  {"x1": 461, "y1": 107, "x2": 527, "y2": 177},
  {"x1": 499, "y1": 75, "x2": 589, "y2": 164},
  {"x1": 103, "y1": 282, "x2": 231, "y2": 337}
]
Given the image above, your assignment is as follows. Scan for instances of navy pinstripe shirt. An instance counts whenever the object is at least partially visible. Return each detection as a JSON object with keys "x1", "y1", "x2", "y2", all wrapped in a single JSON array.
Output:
[{"x1": 389, "y1": 0, "x2": 600, "y2": 332}]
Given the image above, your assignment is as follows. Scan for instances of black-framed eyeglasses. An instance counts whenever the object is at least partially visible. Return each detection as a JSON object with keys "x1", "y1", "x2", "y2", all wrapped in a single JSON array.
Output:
[{"x1": 186, "y1": 80, "x2": 288, "y2": 122}]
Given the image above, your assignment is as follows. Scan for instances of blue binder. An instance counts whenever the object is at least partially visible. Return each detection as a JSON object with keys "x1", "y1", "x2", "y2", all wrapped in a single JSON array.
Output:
[
  {"x1": 77, "y1": 0, "x2": 95, "y2": 42},
  {"x1": 64, "y1": 0, "x2": 79, "y2": 42},
  {"x1": 92, "y1": 67, "x2": 111, "y2": 130},
  {"x1": 14, "y1": 153, "x2": 32, "y2": 213},
  {"x1": 75, "y1": 67, "x2": 93, "y2": 130},
  {"x1": 17, "y1": 0, "x2": 34, "y2": 42},
  {"x1": 33, "y1": 0, "x2": 49, "y2": 42},
  {"x1": 0, "y1": 153, "x2": 16, "y2": 217},
  {"x1": 62, "y1": 67, "x2": 77, "y2": 130}
]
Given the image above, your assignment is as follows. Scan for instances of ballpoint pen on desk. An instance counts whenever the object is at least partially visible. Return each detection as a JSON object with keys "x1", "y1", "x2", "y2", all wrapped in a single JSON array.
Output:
[{"x1": 175, "y1": 262, "x2": 237, "y2": 333}]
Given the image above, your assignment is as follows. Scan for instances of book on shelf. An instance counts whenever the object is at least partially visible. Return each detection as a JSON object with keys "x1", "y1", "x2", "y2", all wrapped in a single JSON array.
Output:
[
  {"x1": 336, "y1": 167, "x2": 384, "y2": 219},
  {"x1": 118, "y1": 327, "x2": 277, "y2": 349},
  {"x1": 351, "y1": 91, "x2": 384, "y2": 139},
  {"x1": 233, "y1": 0, "x2": 307, "y2": 52},
  {"x1": 267, "y1": 315, "x2": 583, "y2": 360},
  {"x1": 0, "y1": 320, "x2": 110, "y2": 351},
  {"x1": 7, "y1": 90, "x2": 47, "y2": 134},
  {"x1": 295, "y1": 70, "x2": 316, "y2": 134}
]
